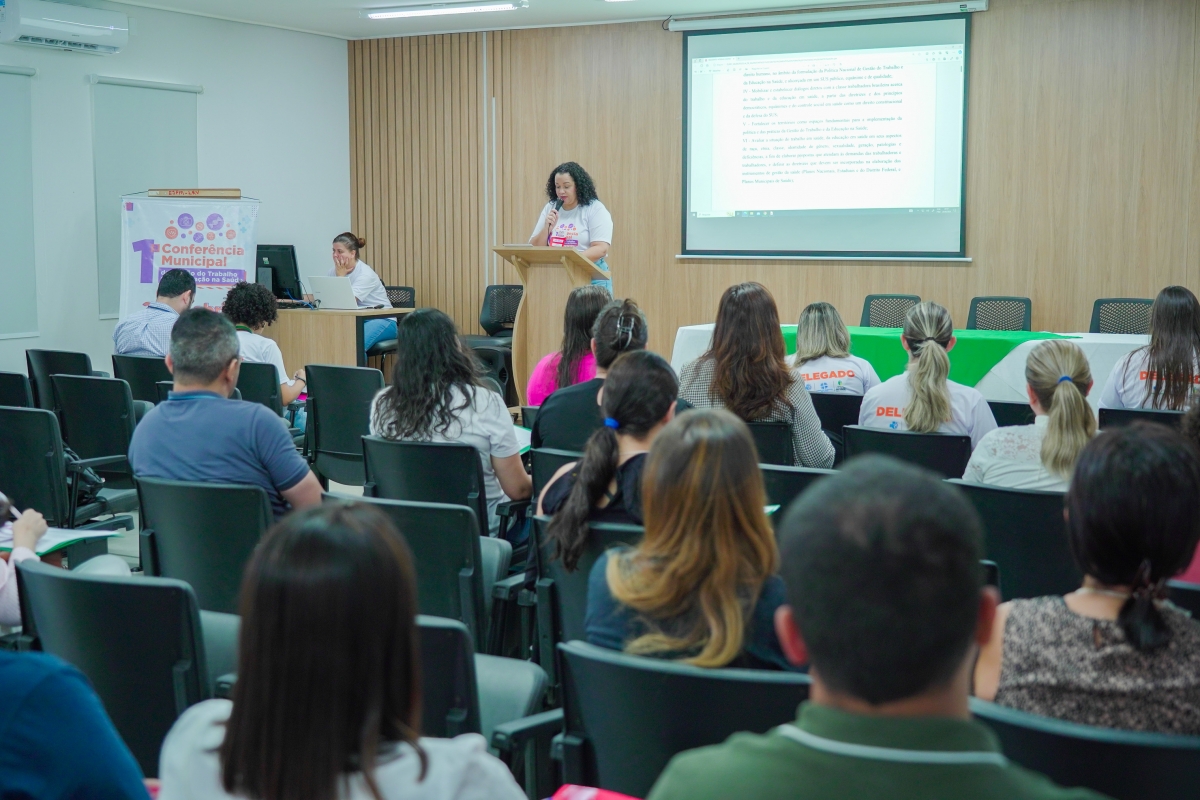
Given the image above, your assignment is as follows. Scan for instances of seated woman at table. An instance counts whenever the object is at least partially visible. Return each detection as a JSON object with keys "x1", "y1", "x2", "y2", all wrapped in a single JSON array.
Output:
[
  {"x1": 963, "y1": 340, "x2": 1095, "y2": 491},
  {"x1": 859, "y1": 301, "x2": 997, "y2": 449},
  {"x1": 527, "y1": 284, "x2": 611, "y2": 406},
  {"x1": 1099, "y1": 285, "x2": 1200, "y2": 411},
  {"x1": 327, "y1": 232, "x2": 395, "y2": 357},
  {"x1": 679, "y1": 283, "x2": 834, "y2": 468},
  {"x1": 788, "y1": 301, "x2": 881, "y2": 395},
  {"x1": 585, "y1": 408, "x2": 795, "y2": 671},
  {"x1": 369, "y1": 309, "x2": 531, "y2": 537},
  {"x1": 222, "y1": 282, "x2": 306, "y2": 407},
  {"x1": 974, "y1": 424, "x2": 1200, "y2": 735},
  {"x1": 538, "y1": 350, "x2": 678, "y2": 571}
]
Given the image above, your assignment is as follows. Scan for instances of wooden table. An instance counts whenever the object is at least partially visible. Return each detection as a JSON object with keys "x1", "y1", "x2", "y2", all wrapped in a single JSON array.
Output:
[{"x1": 264, "y1": 307, "x2": 413, "y2": 369}]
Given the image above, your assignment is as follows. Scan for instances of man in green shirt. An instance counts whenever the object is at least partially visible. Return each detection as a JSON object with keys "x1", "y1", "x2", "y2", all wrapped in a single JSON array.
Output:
[{"x1": 648, "y1": 456, "x2": 1110, "y2": 800}]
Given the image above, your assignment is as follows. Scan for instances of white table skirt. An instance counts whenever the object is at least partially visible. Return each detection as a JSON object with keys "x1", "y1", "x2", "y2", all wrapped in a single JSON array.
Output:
[{"x1": 670, "y1": 324, "x2": 1147, "y2": 412}]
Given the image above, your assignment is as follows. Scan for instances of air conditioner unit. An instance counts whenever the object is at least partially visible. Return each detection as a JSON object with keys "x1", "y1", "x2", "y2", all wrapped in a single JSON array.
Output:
[{"x1": 0, "y1": 0, "x2": 129, "y2": 55}]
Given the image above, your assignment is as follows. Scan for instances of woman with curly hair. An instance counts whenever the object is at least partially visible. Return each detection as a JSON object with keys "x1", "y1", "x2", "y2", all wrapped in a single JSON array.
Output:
[
  {"x1": 223, "y1": 281, "x2": 306, "y2": 406},
  {"x1": 528, "y1": 161, "x2": 614, "y2": 285}
]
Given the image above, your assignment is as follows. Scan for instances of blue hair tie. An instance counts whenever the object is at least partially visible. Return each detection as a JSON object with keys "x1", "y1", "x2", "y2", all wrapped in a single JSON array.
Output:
[
  {"x1": 604, "y1": 417, "x2": 620, "y2": 429},
  {"x1": 1058, "y1": 376, "x2": 1073, "y2": 384}
]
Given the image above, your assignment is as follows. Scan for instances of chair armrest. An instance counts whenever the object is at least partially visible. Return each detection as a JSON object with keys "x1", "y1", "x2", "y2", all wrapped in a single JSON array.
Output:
[
  {"x1": 139, "y1": 529, "x2": 160, "y2": 576},
  {"x1": 491, "y1": 708, "x2": 564, "y2": 755},
  {"x1": 214, "y1": 673, "x2": 237, "y2": 699},
  {"x1": 496, "y1": 499, "x2": 531, "y2": 519},
  {"x1": 69, "y1": 454, "x2": 128, "y2": 471},
  {"x1": 492, "y1": 572, "x2": 525, "y2": 603},
  {"x1": 90, "y1": 370, "x2": 110, "y2": 378}
]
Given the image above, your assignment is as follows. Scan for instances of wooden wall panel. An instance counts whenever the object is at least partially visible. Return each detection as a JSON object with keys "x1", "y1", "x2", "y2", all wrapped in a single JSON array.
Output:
[{"x1": 351, "y1": 0, "x2": 1200, "y2": 356}]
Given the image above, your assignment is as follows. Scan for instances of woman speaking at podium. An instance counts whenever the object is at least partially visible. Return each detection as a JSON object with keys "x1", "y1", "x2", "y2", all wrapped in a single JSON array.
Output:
[{"x1": 528, "y1": 161, "x2": 613, "y2": 289}]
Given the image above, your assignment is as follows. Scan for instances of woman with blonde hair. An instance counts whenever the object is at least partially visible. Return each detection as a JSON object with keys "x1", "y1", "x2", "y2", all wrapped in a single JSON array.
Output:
[
  {"x1": 964, "y1": 340, "x2": 1096, "y2": 491},
  {"x1": 584, "y1": 408, "x2": 794, "y2": 671},
  {"x1": 789, "y1": 301, "x2": 881, "y2": 395},
  {"x1": 859, "y1": 301, "x2": 997, "y2": 448}
]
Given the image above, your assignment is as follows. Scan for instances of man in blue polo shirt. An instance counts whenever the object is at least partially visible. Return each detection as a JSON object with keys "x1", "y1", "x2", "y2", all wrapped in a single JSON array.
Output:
[{"x1": 129, "y1": 308, "x2": 321, "y2": 519}]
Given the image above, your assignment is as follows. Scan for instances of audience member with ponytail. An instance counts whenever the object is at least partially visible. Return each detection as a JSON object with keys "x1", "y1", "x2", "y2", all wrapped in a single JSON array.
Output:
[
  {"x1": 531, "y1": 298, "x2": 650, "y2": 451},
  {"x1": 859, "y1": 301, "x2": 997, "y2": 448},
  {"x1": 1100, "y1": 285, "x2": 1200, "y2": 410},
  {"x1": 585, "y1": 408, "x2": 795, "y2": 671},
  {"x1": 974, "y1": 424, "x2": 1200, "y2": 734},
  {"x1": 963, "y1": 340, "x2": 1095, "y2": 491},
  {"x1": 527, "y1": 284, "x2": 612, "y2": 406}
]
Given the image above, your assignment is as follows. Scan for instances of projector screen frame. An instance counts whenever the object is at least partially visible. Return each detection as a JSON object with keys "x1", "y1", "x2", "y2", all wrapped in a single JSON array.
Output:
[{"x1": 680, "y1": 13, "x2": 972, "y2": 260}]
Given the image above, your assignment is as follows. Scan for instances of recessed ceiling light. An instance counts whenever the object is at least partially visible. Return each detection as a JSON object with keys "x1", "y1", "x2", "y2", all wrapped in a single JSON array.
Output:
[{"x1": 363, "y1": 0, "x2": 528, "y2": 20}]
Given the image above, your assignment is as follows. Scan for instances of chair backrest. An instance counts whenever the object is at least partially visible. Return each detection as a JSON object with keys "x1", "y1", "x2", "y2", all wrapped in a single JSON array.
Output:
[
  {"x1": 531, "y1": 448, "x2": 583, "y2": 498},
  {"x1": 843, "y1": 425, "x2": 973, "y2": 478},
  {"x1": 948, "y1": 480, "x2": 1078, "y2": 599},
  {"x1": 0, "y1": 406, "x2": 71, "y2": 526},
  {"x1": 349, "y1": 495, "x2": 488, "y2": 647},
  {"x1": 1167, "y1": 580, "x2": 1200, "y2": 617},
  {"x1": 988, "y1": 400, "x2": 1036, "y2": 428},
  {"x1": 26, "y1": 348, "x2": 93, "y2": 411},
  {"x1": 16, "y1": 560, "x2": 209, "y2": 777},
  {"x1": 558, "y1": 640, "x2": 811, "y2": 797},
  {"x1": 745, "y1": 421, "x2": 792, "y2": 466},
  {"x1": 479, "y1": 284, "x2": 523, "y2": 335},
  {"x1": 860, "y1": 294, "x2": 920, "y2": 328},
  {"x1": 136, "y1": 477, "x2": 273, "y2": 614},
  {"x1": 156, "y1": 381, "x2": 173, "y2": 403},
  {"x1": 522, "y1": 405, "x2": 538, "y2": 428},
  {"x1": 1097, "y1": 406, "x2": 1184, "y2": 430},
  {"x1": 306, "y1": 364, "x2": 384, "y2": 486},
  {"x1": 385, "y1": 285, "x2": 416, "y2": 308},
  {"x1": 417, "y1": 616, "x2": 482, "y2": 737},
  {"x1": 0, "y1": 370, "x2": 34, "y2": 407},
  {"x1": 51, "y1": 375, "x2": 136, "y2": 467},
  {"x1": 472, "y1": 346, "x2": 511, "y2": 403},
  {"x1": 808, "y1": 392, "x2": 863, "y2": 437},
  {"x1": 1090, "y1": 298, "x2": 1153, "y2": 334},
  {"x1": 971, "y1": 698, "x2": 1200, "y2": 800},
  {"x1": 363, "y1": 437, "x2": 489, "y2": 536},
  {"x1": 236, "y1": 361, "x2": 284, "y2": 416},
  {"x1": 111, "y1": 354, "x2": 172, "y2": 404},
  {"x1": 759, "y1": 464, "x2": 836, "y2": 511},
  {"x1": 967, "y1": 296, "x2": 1032, "y2": 331}
]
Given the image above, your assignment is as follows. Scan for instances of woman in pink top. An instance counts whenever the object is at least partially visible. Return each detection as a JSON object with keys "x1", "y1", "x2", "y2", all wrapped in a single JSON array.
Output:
[{"x1": 527, "y1": 284, "x2": 611, "y2": 405}]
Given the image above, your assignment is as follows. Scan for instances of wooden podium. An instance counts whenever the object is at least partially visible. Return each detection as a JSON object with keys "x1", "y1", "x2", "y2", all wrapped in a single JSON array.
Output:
[{"x1": 492, "y1": 245, "x2": 610, "y2": 404}]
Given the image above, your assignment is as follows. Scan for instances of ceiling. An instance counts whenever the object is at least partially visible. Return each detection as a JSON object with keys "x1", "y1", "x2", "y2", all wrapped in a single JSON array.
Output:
[{"x1": 106, "y1": 0, "x2": 843, "y2": 40}]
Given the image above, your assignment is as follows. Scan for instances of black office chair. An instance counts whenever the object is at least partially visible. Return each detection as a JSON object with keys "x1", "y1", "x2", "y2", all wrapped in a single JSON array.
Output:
[
  {"x1": 860, "y1": 294, "x2": 920, "y2": 328},
  {"x1": 530, "y1": 448, "x2": 583, "y2": 498},
  {"x1": 340, "y1": 494, "x2": 514, "y2": 655},
  {"x1": 553, "y1": 641, "x2": 811, "y2": 797},
  {"x1": 363, "y1": 437, "x2": 527, "y2": 542},
  {"x1": 16, "y1": 560, "x2": 211, "y2": 777},
  {"x1": 949, "y1": 480, "x2": 1078, "y2": 600},
  {"x1": 1168, "y1": 580, "x2": 1200, "y2": 617},
  {"x1": 1098, "y1": 407, "x2": 1184, "y2": 430},
  {"x1": 808, "y1": 392, "x2": 862, "y2": 437},
  {"x1": 235, "y1": 361, "x2": 286, "y2": 415},
  {"x1": 522, "y1": 406, "x2": 539, "y2": 428},
  {"x1": 137, "y1": 477, "x2": 273, "y2": 614},
  {"x1": 971, "y1": 699, "x2": 1200, "y2": 800},
  {"x1": 745, "y1": 421, "x2": 792, "y2": 466},
  {"x1": 51, "y1": 374, "x2": 137, "y2": 491},
  {"x1": 0, "y1": 370, "x2": 35, "y2": 407},
  {"x1": 461, "y1": 284, "x2": 524, "y2": 349},
  {"x1": 26, "y1": 348, "x2": 105, "y2": 411},
  {"x1": 385, "y1": 285, "x2": 416, "y2": 308},
  {"x1": 967, "y1": 296, "x2": 1032, "y2": 331},
  {"x1": 305, "y1": 364, "x2": 384, "y2": 486},
  {"x1": 843, "y1": 425, "x2": 973, "y2": 478},
  {"x1": 111, "y1": 354, "x2": 172, "y2": 405},
  {"x1": 1090, "y1": 298, "x2": 1153, "y2": 334},
  {"x1": 759, "y1": 464, "x2": 836, "y2": 511},
  {"x1": 988, "y1": 400, "x2": 1036, "y2": 427},
  {"x1": 473, "y1": 345, "x2": 516, "y2": 407},
  {"x1": 0, "y1": 406, "x2": 135, "y2": 536}
]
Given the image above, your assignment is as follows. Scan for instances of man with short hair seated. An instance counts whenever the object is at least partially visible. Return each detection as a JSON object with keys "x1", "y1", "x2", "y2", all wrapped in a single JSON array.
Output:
[
  {"x1": 128, "y1": 308, "x2": 322, "y2": 519},
  {"x1": 647, "y1": 455, "x2": 1106, "y2": 800},
  {"x1": 112, "y1": 268, "x2": 197, "y2": 357}
]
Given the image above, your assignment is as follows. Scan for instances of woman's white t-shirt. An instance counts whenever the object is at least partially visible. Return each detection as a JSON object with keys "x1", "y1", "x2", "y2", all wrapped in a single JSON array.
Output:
[
  {"x1": 858, "y1": 372, "x2": 998, "y2": 449},
  {"x1": 962, "y1": 415, "x2": 1071, "y2": 492},
  {"x1": 157, "y1": 699, "x2": 526, "y2": 800},
  {"x1": 369, "y1": 384, "x2": 520, "y2": 533},
  {"x1": 788, "y1": 354, "x2": 881, "y2": 395},
  {"x1": 236, "y1": 330, "x2": 294, "y2": 388},
  {"x1": 530, "y1": 200, "x2": 614, "y2": 252},
  {"x1": 1099, "y1": 348, "x2": 1200, "y2": 409},
  {"x1": 325, "y1": 259, "x2": 390, "y2": 308}
]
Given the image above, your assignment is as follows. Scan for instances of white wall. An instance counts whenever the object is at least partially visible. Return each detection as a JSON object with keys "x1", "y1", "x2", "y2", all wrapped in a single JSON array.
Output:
[{"x1": 0, "y1": 2, "x2": 349, "y2": 373}]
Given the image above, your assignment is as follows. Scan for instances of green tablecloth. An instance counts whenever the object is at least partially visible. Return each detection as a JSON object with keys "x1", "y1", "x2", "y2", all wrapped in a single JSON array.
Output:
[{"x1": 780, "y1": 326, "x2": 1074, "y2": 386}]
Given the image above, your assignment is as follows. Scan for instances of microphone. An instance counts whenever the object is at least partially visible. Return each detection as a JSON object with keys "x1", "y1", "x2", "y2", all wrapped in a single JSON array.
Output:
[{"x1": 553, "y1": 199, "x2": 564, "y2": 212}]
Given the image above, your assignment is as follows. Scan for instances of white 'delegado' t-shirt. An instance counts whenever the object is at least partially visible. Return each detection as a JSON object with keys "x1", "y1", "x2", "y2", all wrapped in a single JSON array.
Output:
[
  {"x1": 788, "y1": 354, "x2": 881, "y2": 395},
  {"x1": 530, "y1": 200, "x2": 614, "y2": 252},
  {"x1": 858, "y1": 372, "x2": 998, "y2": 449},
  {"x1": 1098, "y1": 348, "x2": 1200, "y2": 409}
]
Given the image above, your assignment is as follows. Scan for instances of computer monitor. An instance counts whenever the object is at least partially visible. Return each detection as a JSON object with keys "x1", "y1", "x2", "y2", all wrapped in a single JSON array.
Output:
[{"x1": 255, "y1": 245, "x2": 304, "y2": 301}]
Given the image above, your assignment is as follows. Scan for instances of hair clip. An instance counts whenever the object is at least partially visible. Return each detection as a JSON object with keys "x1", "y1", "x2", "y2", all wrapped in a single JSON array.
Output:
[
  {"x1": 1058, "y1": 376, "x2": 1073, "y2": 383},
  {"x1": 604, "y1": 417, "x2": 620, "y2": 429}
]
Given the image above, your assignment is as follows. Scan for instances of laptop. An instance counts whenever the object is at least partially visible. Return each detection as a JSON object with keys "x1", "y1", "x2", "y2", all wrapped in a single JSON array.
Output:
[{"x1": 307, "y1": 276, "x2": 360, "y2": 310}]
